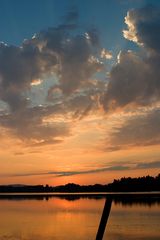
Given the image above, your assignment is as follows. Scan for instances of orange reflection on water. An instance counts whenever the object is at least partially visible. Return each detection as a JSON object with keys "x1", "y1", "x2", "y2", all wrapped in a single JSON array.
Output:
[
  {"x1": 0, "y1": 197, "x2": 104, "y2": 240},
  {"x1": 0, "y1": 197, "x2": 160, "y2": 240}
]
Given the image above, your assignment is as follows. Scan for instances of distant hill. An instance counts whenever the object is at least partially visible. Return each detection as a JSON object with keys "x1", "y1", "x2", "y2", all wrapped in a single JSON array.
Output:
[
  {"x1": 0, "y1": 174, "x2": 160, "y2": 193},
  {"x1": 7, "y1": 184, "x2": 27, "y2": 187}
]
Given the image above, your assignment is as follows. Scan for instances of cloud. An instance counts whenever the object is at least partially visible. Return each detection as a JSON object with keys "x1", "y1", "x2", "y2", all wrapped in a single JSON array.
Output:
[
  {"x1": 102, "y1": 5, "x2": 160, "y2": 112},
  {"x1": 1, "y1": 5, "x2": 159, "y2": 151},
  {"x1": 7, "y1": 165, "x2": 130, "y2": 178},
  {"x1": 0, "y1": 9, "x2": 104, "y2": 109},
  {"x1": 0, "y1": 9, "x2": 109, "y2": 144},
  {"x1": 63, "y1": 7, "x2": 79, "y2": 24},
  {"x1": 48, "y1": 165, "x2": 130, "y2": 177},
  {"x1": 5, "y1": 160, "x2": 160, "y2": 178},
  {"x1": 102, "y1": 50, "x2": 153, "y2": 111},
  {"x1": 107, "y1": 108, "x2": 160, "y2": 150},
  {"x1": 123, "y1": 5, "x2": 160, "y2": 52},
  {"x1": 101, "y1": 48, "x2": 112, "y2": 59},
  {"x1": 136, "y1": 161, "x2": 160, "y2": 169},
  {"x1": 0, "y1": 41, "x2": 57, "y2": 112},
  {"x1": 0, "y1": 104, "x2": 71, "y2": 145},
  {"x1": 30, "y1": 17, "x2": 103, "y2": 97}
]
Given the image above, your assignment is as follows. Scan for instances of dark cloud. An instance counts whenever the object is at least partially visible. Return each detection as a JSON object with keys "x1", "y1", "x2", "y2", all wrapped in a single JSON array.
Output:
[
  {"x1": 63, "y1": 7, "x2": 79, "y2": 24},
  {"x1": 40, "y1": 29, "x2": 103, "y2": 95},
  {"x1": 137, "y1": 161, "x2": 160, "y2": 169},
  {"x1": 48, "y1": 166, "x2": 129, "y2": 177},
  {"x1": 0, "y1": 104, "x2": 70, "y2": 145},
  {"x1": 0, "y1": 9, "x2": 107, "y2": 144},
  {"x1": 102, "y1": 5, "x2": 160, "y2": 112},
  {"x1": 0, "y1": 88, "x2": 100, "y2": 144},
  {"x1": 0, "y1": 42, "x2": 57, "y2": 112},
  {"x1": 0, "y1": 9, "x2": 103, "y2": 108},
  {"x1": 108, "y1": 108, "x2": 160, "y2": 150},
  {"x1": 102, "y1": 50, "x2": 154, "y2": 111},
  {"x1": 123, "y1": 5, "x2": 160, "y2": 52},
  {"x1": 29, "y1": 12, "x2": 103, "y2": 97},
  {"x1": 67, "y1": 94, "x2": 93, "y2": 119}
]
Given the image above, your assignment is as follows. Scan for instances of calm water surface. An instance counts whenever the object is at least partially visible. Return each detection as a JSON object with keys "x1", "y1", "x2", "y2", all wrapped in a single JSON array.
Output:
[{"x1": 0, "y1": 195, "x2": 160, "y2": 240}]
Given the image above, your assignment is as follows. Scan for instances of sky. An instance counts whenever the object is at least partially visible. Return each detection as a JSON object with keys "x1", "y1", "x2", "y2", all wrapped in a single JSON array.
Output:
[{"x1": 0, "y1": 0, "x2": 160, "y2": 186}]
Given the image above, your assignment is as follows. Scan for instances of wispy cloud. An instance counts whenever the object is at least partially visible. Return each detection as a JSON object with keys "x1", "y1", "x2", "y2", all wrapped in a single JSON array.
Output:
[
  {"x1": 6, "y1": 165, "x2": 129, "y2": 178},
  {"x1": 136, "y1": 161, "x2": 160, "y2": 169},
  {"x1": 5, "y1": 160, "x2": 160, "y2": 178}
]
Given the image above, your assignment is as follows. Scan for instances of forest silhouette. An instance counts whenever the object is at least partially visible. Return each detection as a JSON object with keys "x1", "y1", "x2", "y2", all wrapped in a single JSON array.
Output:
[{"x1": 0, "y1": 174, "x2": 160, "y2": 193}]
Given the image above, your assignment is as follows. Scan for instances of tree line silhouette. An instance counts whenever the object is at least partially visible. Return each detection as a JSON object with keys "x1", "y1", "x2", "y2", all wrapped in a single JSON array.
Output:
[{"x1": 0, "y1": 174, "x2": 159, "y2": 193}]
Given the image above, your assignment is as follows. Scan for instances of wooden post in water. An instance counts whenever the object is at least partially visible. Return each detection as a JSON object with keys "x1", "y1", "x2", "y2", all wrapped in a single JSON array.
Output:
[{"x1": 96, "y1": 197, "x2": 112, "y2": 240}]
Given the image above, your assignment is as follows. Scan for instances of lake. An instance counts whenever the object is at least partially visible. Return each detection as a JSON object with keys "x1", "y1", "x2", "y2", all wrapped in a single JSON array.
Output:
[{"x1": 0, "y1": 194, "x2": 160, "y2": 240}]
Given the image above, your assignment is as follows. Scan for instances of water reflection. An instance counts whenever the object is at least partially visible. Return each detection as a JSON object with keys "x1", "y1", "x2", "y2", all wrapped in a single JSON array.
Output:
[{"x1": 0, "y1": 194, "x2": 159, "y2": 240}]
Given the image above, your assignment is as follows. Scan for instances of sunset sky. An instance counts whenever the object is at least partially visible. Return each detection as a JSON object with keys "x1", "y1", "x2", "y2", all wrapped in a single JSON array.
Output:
[{"x1": 0, "y1": 0, "x2": 160, "y2": 186}]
